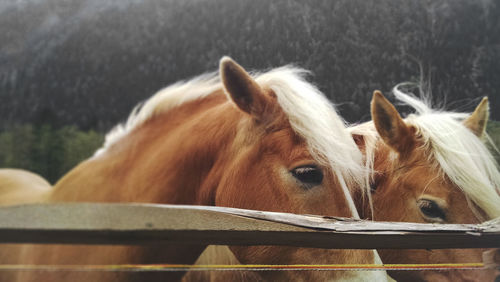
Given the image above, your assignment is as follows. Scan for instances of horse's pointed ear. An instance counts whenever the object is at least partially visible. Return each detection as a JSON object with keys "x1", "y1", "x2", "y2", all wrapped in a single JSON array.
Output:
[
  {"x1": 464, "y1": 97, "x2": 489, "y2": 137},
  {"x1": 351, "y1": 133, "x2": 368, "y2": 156},
  {"x1": 371, "y1": 90, "x2": 415, "y2": 155},
  {"x1": 352, "y1": 133, "x2": 365, "y2": 150},
  {"x1": 220, "y1": 57, "x2": 268, "y2": 116}
]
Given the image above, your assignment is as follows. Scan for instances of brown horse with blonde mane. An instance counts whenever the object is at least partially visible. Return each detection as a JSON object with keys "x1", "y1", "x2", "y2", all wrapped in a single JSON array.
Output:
[
  {"x1": 186, "y1": 89, "x2": 500, "y2": 282},
  {"x1": 0, "y1": 57, "x2": 386, "y2": 281},
  {"x1": 349, "y1": 89, "x2": 500, "y2": 281}
]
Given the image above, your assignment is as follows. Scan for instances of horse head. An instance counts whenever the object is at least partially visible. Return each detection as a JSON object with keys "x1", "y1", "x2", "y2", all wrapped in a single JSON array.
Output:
[
  {"x1": 212, "y1": 58, "x2": 384, "y2": 281},
  {"x1": 351, "y1": 90, "x2": 500, "y2": 281}
]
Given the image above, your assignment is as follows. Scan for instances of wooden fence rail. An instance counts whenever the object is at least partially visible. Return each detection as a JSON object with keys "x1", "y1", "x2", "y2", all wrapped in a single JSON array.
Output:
[{"x1": 0, "y1": 203, "x2": 499, "y2": 249}]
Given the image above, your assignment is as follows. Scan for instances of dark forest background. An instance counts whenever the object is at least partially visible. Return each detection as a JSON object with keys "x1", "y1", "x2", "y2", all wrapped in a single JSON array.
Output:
[{"x1": 1, "y1": 0, "x2": 499, "y2": 183}]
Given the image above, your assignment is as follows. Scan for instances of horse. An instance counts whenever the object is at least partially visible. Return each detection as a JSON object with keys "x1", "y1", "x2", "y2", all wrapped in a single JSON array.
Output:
[
  {"x1": 0, "y1": 169, "x2": 51, "y2": 205},
  {"x1": 0, "y1": 57, "x2": 387, "y2": 282},
  {"x1": 349, "y1": 89, "x2": 500, "y2": 281},
  {"x1": 186, "y1": 89, "x2": 500, "y2": 282}
]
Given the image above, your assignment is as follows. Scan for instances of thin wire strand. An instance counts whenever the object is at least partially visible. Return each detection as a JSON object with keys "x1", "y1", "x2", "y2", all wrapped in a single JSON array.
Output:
[{"x1": 0, "y1": 263, "x2": 487, "y2": 272}]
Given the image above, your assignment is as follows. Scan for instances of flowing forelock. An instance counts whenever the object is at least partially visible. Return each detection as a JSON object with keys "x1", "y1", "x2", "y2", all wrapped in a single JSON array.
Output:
[
  {"x1": 353, "y1": 85, "x2": 500, "y2": 219},
  {"x1": 255, "y1": 67, "x2": 365, "y2": 217}
]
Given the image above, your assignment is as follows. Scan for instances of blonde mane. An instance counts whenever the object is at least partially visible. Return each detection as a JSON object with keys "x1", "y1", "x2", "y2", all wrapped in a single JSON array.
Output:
[
  {"x1": 94, "y1": 66, "x2": 365, "y2": 217},
  {"x1": 351, "y1": 87, "x2": 500, "y2": 219}
]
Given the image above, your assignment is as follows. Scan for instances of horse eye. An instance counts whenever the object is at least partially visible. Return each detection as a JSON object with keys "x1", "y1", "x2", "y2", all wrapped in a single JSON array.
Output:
[
  {"x1": 369, "y1": 179, "x2": 379, "y2": 192},
  {"x1": 290, "y1": 165, "x2": 323, "y2": 189},
  {"x1": 418, "y1": 199, "x2": 446, "y2": 221}
]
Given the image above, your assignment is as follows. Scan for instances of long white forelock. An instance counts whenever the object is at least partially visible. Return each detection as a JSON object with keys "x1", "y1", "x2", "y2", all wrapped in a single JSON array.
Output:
[
  {"x1": 92, "y1": 66, "x2": 366, "y2": 217},
  {"x1": 348, "y1": 122, "x2": 380, "y2": 219},
  {"x1": 255, "y1": 67, "x2": 365, "y2": 218},
  {"x1": 393, "y1": 86, "x2": 500, "y2": 219}
]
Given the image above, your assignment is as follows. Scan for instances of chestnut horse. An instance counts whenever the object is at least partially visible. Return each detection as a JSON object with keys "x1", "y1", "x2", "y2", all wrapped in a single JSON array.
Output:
[
  {"x1": 0, "y1": 57, "x2": 386, "y2": 281},
  {"x1": 349, "y1": 89, "x2": 500, "y2": 281},
  {"x1": 186, "y1": 90, "x2": 500, "y2": 282}
]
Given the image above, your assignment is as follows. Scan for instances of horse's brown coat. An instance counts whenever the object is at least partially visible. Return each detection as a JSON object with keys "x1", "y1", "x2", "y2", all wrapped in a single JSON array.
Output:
[
  {"x1": 358, "y1": 92, "x2": 499, "y2": 282},
  {"x1": 0, "y1": 58, "x2": 378, "y2": 281}
]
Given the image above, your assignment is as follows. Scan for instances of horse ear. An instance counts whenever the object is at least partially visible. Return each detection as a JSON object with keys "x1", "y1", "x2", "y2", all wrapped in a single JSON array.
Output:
[
  {"x1": 464, "y1": 97, "x2": 489, "y2": 137},
  {"x1": 220, "y1": 57, "x2": 269, "y2": 116},
  {"x1": 371, "y1": 90, "x2": 415, "y2": 155},
  {"x1": 352, "y1": 134, "x2": 365, "y2": 150}
]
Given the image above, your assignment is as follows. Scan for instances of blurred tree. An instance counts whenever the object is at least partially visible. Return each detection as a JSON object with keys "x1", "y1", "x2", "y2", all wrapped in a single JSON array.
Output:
[{"x1": 0, "y1": 124, "x2": 103, "y2": 183}]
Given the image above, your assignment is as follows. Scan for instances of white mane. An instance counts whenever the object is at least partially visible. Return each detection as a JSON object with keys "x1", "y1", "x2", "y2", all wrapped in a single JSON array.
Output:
[
  {"x1": 93, "y1": 73, "x2": 220, "y2": 156},
  {"x1": 94, "y1": 65, "x2": 365, "y2": 217},
  {"x1": 351, "y1": 86, "x2": 500, "y2": 219},
  {"x1": 254, "y1": 67, "x2": 364, "y2": 217}
]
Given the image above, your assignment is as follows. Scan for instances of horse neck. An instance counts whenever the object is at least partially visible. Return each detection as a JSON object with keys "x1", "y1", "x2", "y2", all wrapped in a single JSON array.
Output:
[{"x1": 50, "y1": 92, "x2": 239, "y2": 205}]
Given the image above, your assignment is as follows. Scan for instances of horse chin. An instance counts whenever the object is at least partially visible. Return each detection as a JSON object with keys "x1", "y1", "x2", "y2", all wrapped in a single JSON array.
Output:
[
  {"x1": 228, "y1": 246, "x2": 385, "y2": 281},
  {"x1": 389, "y1": 269, "x2": 499, "y2": 282}
]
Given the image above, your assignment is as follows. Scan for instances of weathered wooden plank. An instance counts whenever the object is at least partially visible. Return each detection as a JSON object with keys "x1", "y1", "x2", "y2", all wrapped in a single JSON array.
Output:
[{"x1": 0, "y1": 203, "x2": 498, "y2": 249}]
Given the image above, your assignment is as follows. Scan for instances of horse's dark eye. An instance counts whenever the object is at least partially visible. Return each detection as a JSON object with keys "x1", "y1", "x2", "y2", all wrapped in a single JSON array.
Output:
[
  {"x1": 370, "y1": 179, "x2": 379, "y2": 192},
  {"x1": 291, "y1": 165, "x2": 323, "y2": 189},
  {"x1": 418, "y1": 199, "x2": 446, "y2": 221}
]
